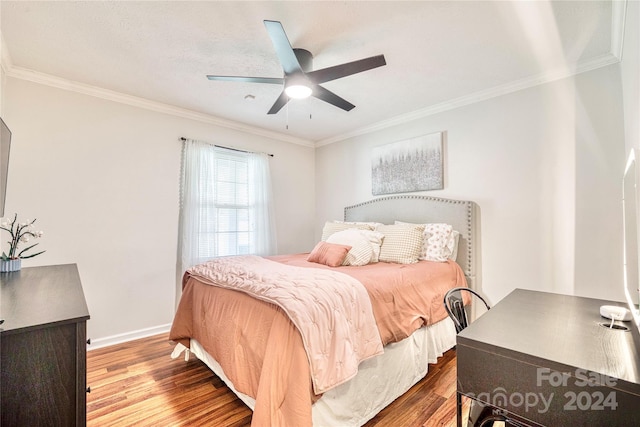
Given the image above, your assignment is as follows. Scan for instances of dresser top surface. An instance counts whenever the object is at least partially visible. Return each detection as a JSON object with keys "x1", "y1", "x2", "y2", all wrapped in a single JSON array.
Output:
[
  {"x1": 458, "y1": 288, "x2": 640, "y2": 387},
  {"x1": 0, "y1": 264, "x2": 89, "y2": 334}
]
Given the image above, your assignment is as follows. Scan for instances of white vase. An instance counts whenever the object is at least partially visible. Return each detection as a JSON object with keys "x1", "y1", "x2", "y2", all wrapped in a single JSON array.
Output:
[{"x1": 0, "y1": 258, "x2": 21, "y2": 273}]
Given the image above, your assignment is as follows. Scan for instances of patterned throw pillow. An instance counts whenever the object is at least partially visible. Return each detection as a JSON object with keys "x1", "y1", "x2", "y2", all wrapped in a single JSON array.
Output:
[
  {"x1": 395, "y1": 221, "x2": 456, "y2": 262},
  {"x1": 422, "y1": 223, "x2": 454, "y2": 261},
  {"x1": 377, "y1": 224, "x2": 425, "y2": 264}
]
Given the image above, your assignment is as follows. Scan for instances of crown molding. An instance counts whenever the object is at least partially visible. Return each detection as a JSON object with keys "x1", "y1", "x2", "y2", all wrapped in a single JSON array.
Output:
[
  {"x1": 3, "y1": 62, "x2": 314, "y2": 148},
  {"x1": 0, "y1": 34, "x2": 12, "y2": 75},
  {"x1": 3, "y1": 49, "x2": 621, "y2": 150},
  {"x1": 2, "y1": 0, "x2": 626, "y2": 150},
  {"x1": 611, "y1": 0, "x2": 627, "y2": 60},
  {"x1": 316, "y1": 52, "x2": 621, "y2": 147},
  {"x1": 317, "y1": 2, "x2": 628, "y2": 147}
]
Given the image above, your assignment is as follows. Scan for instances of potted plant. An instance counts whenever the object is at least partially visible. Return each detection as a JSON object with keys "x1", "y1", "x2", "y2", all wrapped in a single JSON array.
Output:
[{"x1": 0, "y1": 214, "x2": 45, "y2": 272}]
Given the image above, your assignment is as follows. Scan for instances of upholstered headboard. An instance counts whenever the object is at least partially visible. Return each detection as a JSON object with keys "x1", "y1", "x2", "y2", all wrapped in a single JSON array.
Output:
[{"x1": 344, "y1": 195, "x2": 479, "y2": 289}]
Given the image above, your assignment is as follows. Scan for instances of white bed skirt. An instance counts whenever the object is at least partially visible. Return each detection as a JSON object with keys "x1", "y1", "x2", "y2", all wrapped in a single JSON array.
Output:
[{"x1": 189, "y1": 316, "x2": 457, "y2": 427}]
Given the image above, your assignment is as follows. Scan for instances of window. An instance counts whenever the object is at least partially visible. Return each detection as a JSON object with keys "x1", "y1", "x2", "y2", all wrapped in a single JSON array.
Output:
[
  {"x1": 200, "y1": 151, "x2": 250, "y2": 257},
  {"x1": 178, "y1": 139, "x2": 277, "y2": 275}
]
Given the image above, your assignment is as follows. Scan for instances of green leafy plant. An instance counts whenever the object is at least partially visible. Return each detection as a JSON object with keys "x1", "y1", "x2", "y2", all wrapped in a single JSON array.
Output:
[{"x1": 0, "y1": 214, "x2": 45, "y2": 260}]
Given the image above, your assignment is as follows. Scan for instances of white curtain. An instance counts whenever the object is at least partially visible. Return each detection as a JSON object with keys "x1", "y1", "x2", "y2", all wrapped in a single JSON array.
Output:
[
  {"x1": 248, "y1": 152, "x2": 278, "y2": 256},
  {"x1": 177, "y1": 139, "x2": 277, "y2": 282}
]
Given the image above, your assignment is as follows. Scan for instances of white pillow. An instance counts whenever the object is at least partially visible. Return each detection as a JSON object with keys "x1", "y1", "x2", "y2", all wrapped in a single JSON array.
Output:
[
  {"x1": 357, "y1": 229, "x2": 385, "y2": 263},
  {"x1": 448, "y1": 230, "x2": 460, "y2": 261},
  {"x1": 377, "y1": 223, "x2": 425, "y2": 264},
  {"x1": 395, "y1": 221, "x2": 457, "y2": 262},
  {"x1": 321, "y1": 221, "x2": 374, "y2": 241},
  {"x1": 333, "y1": 220, "x2": 384, "y2": 230},
  {"x1": 327, "y1": 229, "x2": 377, "y2": 266}
]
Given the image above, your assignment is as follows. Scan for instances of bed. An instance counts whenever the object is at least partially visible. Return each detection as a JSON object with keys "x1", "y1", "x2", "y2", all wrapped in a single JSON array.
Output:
[{"x1": 169, "y1": 195, "x2": 479, "y2": 426}]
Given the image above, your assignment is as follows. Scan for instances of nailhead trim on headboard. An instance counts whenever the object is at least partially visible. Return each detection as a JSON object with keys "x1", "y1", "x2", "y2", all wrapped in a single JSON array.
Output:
[{"x1": 343, "y1": 195, "x2": 477, "y2": 281}]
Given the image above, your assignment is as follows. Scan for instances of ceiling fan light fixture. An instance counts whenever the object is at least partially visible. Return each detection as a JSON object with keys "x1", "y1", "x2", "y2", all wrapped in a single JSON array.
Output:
[
  {"x1": 206, "y1": 20, "x2": 386, "y2": 114},
  {"x1": 285, "y1": 84, "x2": 312, "y2": 99}
]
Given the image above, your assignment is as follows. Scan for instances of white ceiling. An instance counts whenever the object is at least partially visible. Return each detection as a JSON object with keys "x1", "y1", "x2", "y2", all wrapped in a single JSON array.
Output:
[{"x1": 0, "y1": 1, "x2": 622, "y2": 145}]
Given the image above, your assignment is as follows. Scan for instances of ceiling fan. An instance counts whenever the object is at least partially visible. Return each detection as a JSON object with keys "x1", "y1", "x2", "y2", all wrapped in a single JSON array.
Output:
[{"x1": 206, "y1": 20, "x2": 387, "y2": 115}]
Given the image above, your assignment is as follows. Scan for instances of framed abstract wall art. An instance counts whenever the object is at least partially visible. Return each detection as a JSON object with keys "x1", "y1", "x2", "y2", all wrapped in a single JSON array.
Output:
[{"x1": 371, "y1": 132, "x2": 443, "y2": 195}]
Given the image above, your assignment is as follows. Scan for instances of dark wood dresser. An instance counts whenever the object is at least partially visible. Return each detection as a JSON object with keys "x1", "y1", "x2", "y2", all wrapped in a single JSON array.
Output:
[{"x1": 0, "y1": 264, "x2": 90, "y2": 426}]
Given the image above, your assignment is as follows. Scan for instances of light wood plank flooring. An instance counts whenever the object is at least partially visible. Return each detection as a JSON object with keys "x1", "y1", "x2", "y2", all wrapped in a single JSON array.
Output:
[{"x1": 87, "y1": 333, "x2": 470, "y2": 426}]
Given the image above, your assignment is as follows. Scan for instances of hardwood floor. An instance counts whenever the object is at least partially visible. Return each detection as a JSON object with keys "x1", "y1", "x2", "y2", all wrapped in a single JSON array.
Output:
[{"x1": 87, "y1": 333, "x2": 470, "y2": 426}]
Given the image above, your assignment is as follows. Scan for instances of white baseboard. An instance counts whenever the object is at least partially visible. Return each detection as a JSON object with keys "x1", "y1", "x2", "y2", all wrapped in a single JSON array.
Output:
[{"x1": 88, "y1": 323, "x2": 172, "y2": 350}]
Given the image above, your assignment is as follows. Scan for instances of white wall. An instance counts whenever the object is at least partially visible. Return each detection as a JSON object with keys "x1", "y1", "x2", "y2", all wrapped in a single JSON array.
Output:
[
  {"x1": 0, "y1": 64, "x2": 4, "y2": 116},
  {"x1": 0, "y1": 10, "x2": 3, "y2": 116},
  {"x1": 573, "y1": 66, "x2": 625, "y2": 300},
  {"x1": 316, "y1": 65, "x2": 625, "y2": 305},
  {"x1": 622, "y1": 0, "x2": 639, "y2": 156},
  {"x1": 3, "y1": 77, "x2": 316, "y2": 344},
  {"x1": 2, "y1": 7, "x2": 633, "y2": 343}
]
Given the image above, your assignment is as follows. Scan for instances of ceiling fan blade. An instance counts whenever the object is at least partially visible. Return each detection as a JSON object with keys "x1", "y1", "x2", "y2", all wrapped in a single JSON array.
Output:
[
  {"x1": 206, "y1": 75, "x2": 284, "y2": 85},
  {"x1": 312, "y1": 85, "x2": 355, "y2": 111},
  {"x1": 263, "y1": 20, "x2": 304, "y2": 75},
  {"x1": 307, "y1": 55, "x2": 386, "y2": 84},
  {"x1": 267, "y1": 90, "x2": 290, "y2": 115}
]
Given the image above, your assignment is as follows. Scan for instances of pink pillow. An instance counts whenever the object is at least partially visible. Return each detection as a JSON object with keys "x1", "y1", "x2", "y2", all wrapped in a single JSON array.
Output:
[{"x1": 307, "y1": 241, "x2": 352, "y2": 267}]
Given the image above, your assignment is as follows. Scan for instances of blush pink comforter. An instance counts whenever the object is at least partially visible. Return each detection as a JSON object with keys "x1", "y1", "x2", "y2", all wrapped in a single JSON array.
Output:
[
  {"x1": 169, "y1": 254, "x2": 467, "y2": 426},
  {"x1": 188, "y1": 255, "x2": 384, "y2": 394},
  {"x1": 272, "y1": 254, "x2": 467, "y2": 345}
]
